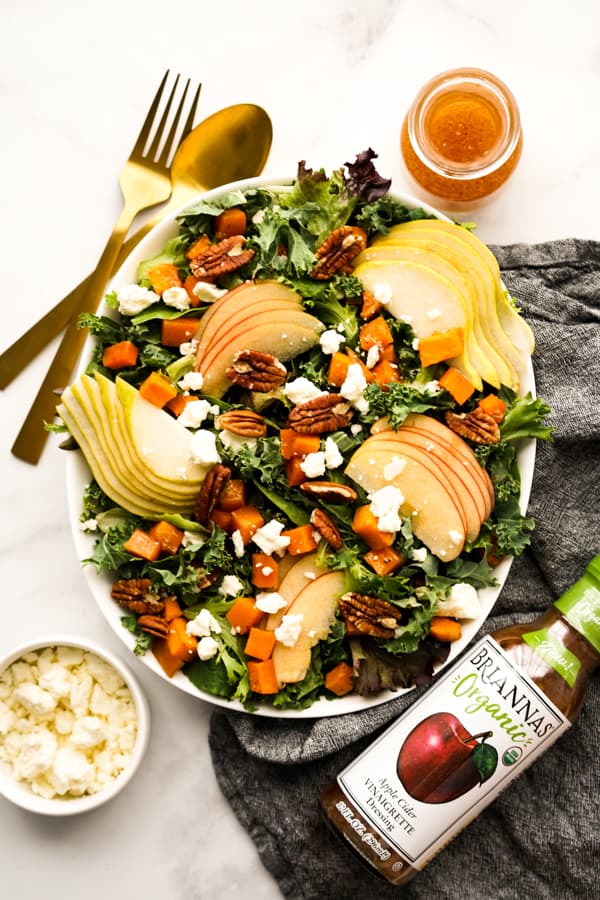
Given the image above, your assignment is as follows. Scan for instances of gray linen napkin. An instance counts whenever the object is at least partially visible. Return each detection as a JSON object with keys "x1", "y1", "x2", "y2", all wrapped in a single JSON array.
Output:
[{"x1": 208, "y1": 240, "x2": 600, "y2": 900}]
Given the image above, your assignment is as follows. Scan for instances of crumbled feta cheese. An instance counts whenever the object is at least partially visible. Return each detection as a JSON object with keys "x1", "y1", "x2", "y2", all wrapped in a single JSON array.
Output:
[
  {"x1": 79, "y1": 518, "x2": 98, "y2": 532},
  {"x1": 274, "y1": 613, "x2": 304, "y2": 647},
  {"x1": 300, "y1": 451, "x2": 326, "y2": 478},
  {"x1": 116, "y1": 284, "x2": 159, "y2": 316},
  {"x1": 426, "y1": 306, "x2": 442, "y2": 320},
  {"x1": 282, "y1": 377, "x2": 326, "y2": 405},
  {"x1": 13, "y1": 683, "x2": 57, "y2": 716},
  {"x1": 178, "y1": 371, "x2": 205, "y2": 392},
  {"x1": 186, "y1": 608, "x2": 222, "y2": 637},
  {"x1": 17, "y1": 729, "x2": 58, "y2": 780},
  {"x1": 350, "y1": 423, "x2": 363, "y2": 436},
  {"x1": 197, "y1": 636, "x2": 219, "y2": 661},
  {"x1": 423, "y1": 380, "x2": 441, "y2": 395},
  {"x1": 252, "y1": 520, "x2": 291, "y2": 556},
  {"x1": 373, "y1": 283, "x2": 392, "y2": 306},
  {"x1": 192, "y1": 281, "x2": 227, "y2": 304},
  {"x1": 412, "y1": 337, "x2": 420, "y2": 350},
  {"x1": 255, "y1": 592, "x2": 287, "y2": 614},
  {"x1": 448, "y1": 530, "x2": 463, "y2": 545},
  {"x1": 179, "y1": 338, "x2": 199, "y2": 356},
  {"x1": 70, "y1": 716, "x2": 107, "y2": 750},
  {"x1": 181, "y1": 530, "x2": 206, "y2": 550},
  {"x1": 218, "y1": 575, "x2": 244, "y2": 598},
  {"x1": 368, "y1": 485, "x2": 405, "y2": 533},
  {"x1": 231, "y1": 529, "x2": 245, "y2": 558},
  {"x1": 0, "y1": 647, "x2": 138, "y2": 800},
  {"x1": 189, "y1": 429, "x2": 221, "y2": 465},
  {"x1": 49, "y1": 746, "x2": 94, "y2": 796},
  {"x1": 162, "y1": 286, "x2": 191, "y2": 310},
  {"x1": 178, "y1": 398, "x2": 213, "y2": 429},
  {"x1": 411, "y1": 546, "x2": 428, "y2": 563},
  {"x1": 319, "y1": 329, "x2": 345, "y2": 355},
  {"x1": 436, "y1": 582, "x2": 481, "y2": 619},
  {"x1": 383, "y1": 455, "x2": 407, "y2": 481},
  {"x1": 340, "y1": 363, "x2": 369, "y2": 413},
  {"x1": 366, "y1": 345, "x2": 380, "y2": 369},
  {"x1": 324, "y1": 436, "x2": 344, "y2": 469}
]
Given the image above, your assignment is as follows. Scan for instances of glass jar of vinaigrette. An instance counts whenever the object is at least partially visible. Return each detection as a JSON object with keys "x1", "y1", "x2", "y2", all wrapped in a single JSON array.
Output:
[{"x1": 400, "y1": 67, "x2": 523, "y2": 211}]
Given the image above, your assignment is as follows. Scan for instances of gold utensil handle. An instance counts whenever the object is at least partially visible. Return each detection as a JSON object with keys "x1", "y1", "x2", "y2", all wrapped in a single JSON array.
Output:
[
  {"x1": 11, "y1": 203, "x2": 139, "y2": 464},
  {"x1": 0, "y1": 214, "x2": 162, "y2": 390}
]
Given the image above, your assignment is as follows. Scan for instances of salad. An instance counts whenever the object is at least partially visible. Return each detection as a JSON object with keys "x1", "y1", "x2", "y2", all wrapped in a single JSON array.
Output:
[{"x1": 56, "y1": 150, "x2": 552, "y2": 712}]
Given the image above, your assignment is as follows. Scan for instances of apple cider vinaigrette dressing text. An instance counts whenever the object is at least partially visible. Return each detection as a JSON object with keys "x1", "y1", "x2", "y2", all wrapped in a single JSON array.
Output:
[{"x1": 338, "y1": 637, "x2": 570, "y2": 866}]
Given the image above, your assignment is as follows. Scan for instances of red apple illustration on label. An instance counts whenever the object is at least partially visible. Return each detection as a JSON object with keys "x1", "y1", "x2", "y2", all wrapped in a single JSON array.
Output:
[{"x1": 397, "y1": 712, "x2": 498, "y2": 804}]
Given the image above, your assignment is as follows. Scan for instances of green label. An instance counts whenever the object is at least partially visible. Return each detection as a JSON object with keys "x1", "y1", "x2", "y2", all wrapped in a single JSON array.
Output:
[
  {"x1": 555, "y1": 578, "x2": 600, "y2": 654},
  {"x1": 522, "y1": 628, "x2": 581, "y2": 687}
]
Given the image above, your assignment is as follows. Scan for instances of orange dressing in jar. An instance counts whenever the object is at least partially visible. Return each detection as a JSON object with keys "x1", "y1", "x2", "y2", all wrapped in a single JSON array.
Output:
[{"x1": 401, "y1": 68, "x2": 523, "y2": 209}]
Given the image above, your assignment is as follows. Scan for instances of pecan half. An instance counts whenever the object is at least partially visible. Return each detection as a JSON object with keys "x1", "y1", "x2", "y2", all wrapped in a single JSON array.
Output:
[
  {"x1": 310, "y1": 508, "x2": 343, "y2": 550},
  {"x1": 194, "y1": 463, "x2": 231, "y2": 526},
  {"x1": 111, "y1": 578, "x2": 164, "y2": 615},
  {"x1": 339, "y1": 592, "x2": 401, "y2": 639},
  {"x1": 287, "y1": 393, "x2": 353, "y2": 434},
  {"x1": 225, "y1": 349, "x2": 287, "y2": 392},
  {"x1": 300, "y1": 481, "x2": 358, "y2": 504},
  {"x1": 137, "y1": 615, "x2": 169, "y2": 639},
  {"x1": 444, "y1": 408, "x2": 501, "y2": 444},
  {"x1": 216, "y1": 408, "x2": 267, "y2": 437},
  {"x1": 189, "y1": 235, "x2": 254, "y2": 278},
  {"x1": 311, "y1": 226, "x2": 367, "y2": 280}
]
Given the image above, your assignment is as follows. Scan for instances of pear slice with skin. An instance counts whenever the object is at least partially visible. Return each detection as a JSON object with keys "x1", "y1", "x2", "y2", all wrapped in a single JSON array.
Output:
[
  {"x1": 355, "y1": 243, "x2": 500, "y2": 389},
  {"x1": 271, "y1": 569, "x2": 346, "y2": 686},
  {"x1": 382, "y1": 222, "x2": 528, "y2": 387},
  {"x1": 265, "y1": 552, "x2": 324, "y2": 632},
  {"x1": 352, "y1": 258, "x2": 482, "y2": 389}
]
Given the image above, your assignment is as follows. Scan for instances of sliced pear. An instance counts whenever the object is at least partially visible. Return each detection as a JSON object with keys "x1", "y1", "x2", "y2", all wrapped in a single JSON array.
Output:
[
  {"x1": 352, "y1": 257, "x2": 483, "y2": 389},
  {"x1": 381, "y1": 222, "x2": 527, "y2": 388},
  {"x1": 355, "y1": 243, "x2": 498, "y2": 389},
  {"x1": 345, "y1": 441, "x2": 466, "y2": 561},
  {"x1": 271, "y1": 569, "x2": 346, "y2": 685}
]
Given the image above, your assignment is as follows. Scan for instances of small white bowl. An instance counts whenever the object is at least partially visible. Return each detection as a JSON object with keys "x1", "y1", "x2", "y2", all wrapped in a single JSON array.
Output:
[{"x1": 0, "y1": 635, "x2": 150, "y2": 815}]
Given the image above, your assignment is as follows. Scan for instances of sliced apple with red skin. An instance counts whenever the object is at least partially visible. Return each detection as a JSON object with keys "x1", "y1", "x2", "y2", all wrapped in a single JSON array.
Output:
[
  {"x1": 371, "y1": 414, "x2": 494, "y2": 517},
  {"x1": 265, "y1": 552, "x2": 324, "y2": 632},
  {"x1": 361, "y1": 432, "x2": 484, "y2": 542},
  {"x1": 194, "y1": 281, "x2": 302, "y2": 359},
  {"x1": 198, "y1": 307, "x2": 322, "y2": 384},
  {"x1": 193, "y1": 280, "x2": 302, "y2": 347},
  {"x1": 345, "y1": 442, "x2": 466, "y2": 561},
  {"x1": 355, "y1": 243, "x2": 499, "y2": 390},
  {"x1": 271, "y1": 569, "x2": 346, "y2": 686}
]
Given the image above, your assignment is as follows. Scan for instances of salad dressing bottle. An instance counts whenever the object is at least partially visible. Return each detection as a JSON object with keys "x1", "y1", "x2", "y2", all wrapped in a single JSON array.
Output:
[{"x1": 320, "y1": 556, "x2": 600, "y2": 885}]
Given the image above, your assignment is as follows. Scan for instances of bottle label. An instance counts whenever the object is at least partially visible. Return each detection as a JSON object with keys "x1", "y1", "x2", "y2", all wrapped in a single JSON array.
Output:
[
  {"x1": 337, "y1": 636, "x2": 570, "y2": 870},
  {"x1": 555, "y1": 577, "x2": 600, "y2": 654},
  {"x1": 522, "y1": 627, "x2": 581, "y2": 687}
]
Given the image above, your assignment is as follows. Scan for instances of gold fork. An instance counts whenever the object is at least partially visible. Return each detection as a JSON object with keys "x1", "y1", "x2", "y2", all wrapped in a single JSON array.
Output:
[{"x1": 11, "y1": 71, "x2": 201, "y2": 465}]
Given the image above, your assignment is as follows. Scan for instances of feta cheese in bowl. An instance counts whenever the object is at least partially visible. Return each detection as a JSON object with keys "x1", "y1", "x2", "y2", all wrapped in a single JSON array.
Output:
[{"x1": 0, "y1": 636, "x2": 150, "y2": 815}]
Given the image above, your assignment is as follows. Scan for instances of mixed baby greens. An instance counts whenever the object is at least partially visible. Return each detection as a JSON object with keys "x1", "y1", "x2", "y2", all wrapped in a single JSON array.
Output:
[{"x1": 67, "y1": 150, "x2": 551, "y2": 711}]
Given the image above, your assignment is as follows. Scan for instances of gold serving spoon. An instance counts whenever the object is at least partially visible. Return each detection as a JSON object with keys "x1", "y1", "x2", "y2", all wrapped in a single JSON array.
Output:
[{"x1": 0, "y1": 103, "x2": 272, "y2": 393}]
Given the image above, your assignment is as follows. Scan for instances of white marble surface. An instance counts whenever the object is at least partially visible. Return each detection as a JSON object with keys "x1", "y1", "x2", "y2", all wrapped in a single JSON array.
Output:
[{"x1": 1, "y1": 1, "x2": 599, "y2": 897}]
